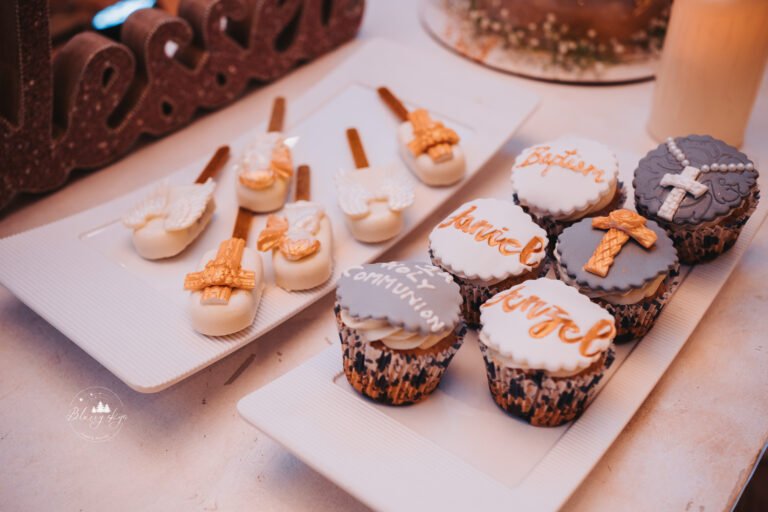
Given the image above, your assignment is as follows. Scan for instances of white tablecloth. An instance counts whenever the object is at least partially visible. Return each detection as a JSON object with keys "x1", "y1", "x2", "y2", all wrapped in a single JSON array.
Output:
[{"x1": 2, "y1": 1, "x2": 767, "y2": 510}]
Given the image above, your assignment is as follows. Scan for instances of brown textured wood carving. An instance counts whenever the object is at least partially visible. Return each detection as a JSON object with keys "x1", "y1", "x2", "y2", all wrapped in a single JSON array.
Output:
[{"x1": 0, "y1": 0, "x2": 364, "y2": 211}]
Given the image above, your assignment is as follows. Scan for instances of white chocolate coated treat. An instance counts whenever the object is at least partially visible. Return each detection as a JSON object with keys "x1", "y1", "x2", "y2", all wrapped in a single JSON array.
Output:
[
  {"x1": 335, "y1": 165, "x2": 414, "y2": 243},
  {"x1": 234, "y1": 133, "x2": 293, "y2": 213},
  {"x1": 346, "y1": 200, "x2": 403, "y2": 243},
  {"x1": 123, "y1": 179, "x2": 216, "y2": 260},
  {"x1": 271, "y1": 201, "x2": 334, "y2": 291},
  {"x1": 237, "y1": 178, "x2": 289, "y2": 213},
  {"x1": 188, "y1": 247, "x2": 264, "y2": 336},
  {"x1": 397, "y1": 121, "x2": 465, "y2": 186}
]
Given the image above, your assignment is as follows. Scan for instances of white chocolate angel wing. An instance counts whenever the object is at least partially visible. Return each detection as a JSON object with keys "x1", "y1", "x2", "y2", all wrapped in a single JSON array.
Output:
[
  {"x1": 335, "y1": 172, "x2": 373, "y2": 219},
  {"x1": 240, "y1": 133, "x2": 285, "y2": 172},
  {"x1": 285, "y1": 200, "x2": 324, "y2": 235},
  {"x1": 381, "y1": 167, "x2": 415, "y2": 212},
  {"x1": 122, "y1": 181, "x2": 170, "y2": 230},
  {"x1": 164, "y1": 178, "x2": 216, "y2": 231}
]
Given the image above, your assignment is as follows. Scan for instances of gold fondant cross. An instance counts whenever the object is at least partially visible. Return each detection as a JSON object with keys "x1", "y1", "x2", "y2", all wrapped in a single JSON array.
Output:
[
  {"x1": 407, "y1": 109, "x2": 459, "y2": 163},
  {"x1": 184, "y1": 238, "x2": 256, "y2": 304},
  {"x1": 584, "y1": 209, "x2": 657, "y2": 277}
]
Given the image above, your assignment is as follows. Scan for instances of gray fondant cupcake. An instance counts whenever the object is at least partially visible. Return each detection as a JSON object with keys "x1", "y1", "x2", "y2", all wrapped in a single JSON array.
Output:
[
  {"x1": 429, "y1": 198, "x2": 548, "y2": 328},
  {"x1": 335, "y1": 261, "x2": 466, "y2": 405},
  {"x1": 479, "y1": 278, "x2": 617, "y2": 427},
  {"x1": 555, "y1": 209, "x2": 678, "y2": 343},
  {"x1": 634, "y1": 135, "x2": 759, "y2": 264}
]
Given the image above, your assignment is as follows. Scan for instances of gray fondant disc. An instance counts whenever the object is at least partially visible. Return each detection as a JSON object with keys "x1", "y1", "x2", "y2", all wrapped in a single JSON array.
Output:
[
  {"x1": 556, "y1": 218, "x2": 678, "y2": 292},
  {"x1": 633, "y1": 135, "x2": 758, "y2": 225},
  {"x1": 336, "y1": 261, "x2": 462, "y2": 335}
]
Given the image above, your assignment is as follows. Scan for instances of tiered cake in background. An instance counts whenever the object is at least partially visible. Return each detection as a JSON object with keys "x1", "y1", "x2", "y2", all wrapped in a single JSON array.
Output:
[{"x1": 429, "y1": 0, "x2": 672, "y2": 81}]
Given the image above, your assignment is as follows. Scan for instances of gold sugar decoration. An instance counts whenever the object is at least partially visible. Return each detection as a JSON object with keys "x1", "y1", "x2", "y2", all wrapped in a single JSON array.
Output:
[
  {"x1": 407, "y1": 109, "x2": 459, "y2": 163},
  {"x1": 257, "y1": 214, "x2": 320, "y2": 261},
  {"x1": 184, "y1": 238, "x2": 256, "y2": 305},
  {"x1": 238, "y1": 144, "x2": 294, "y2": 190},
  {"x1": 278, "y1": 237, "x2": 321, "y2": 261},
  {"x1": 482, "y1": 285, "x2": 616, "y2": 357},
  {"x1": 256, "y1": 215, "x2": 289, "y2": 252},
  {"x1": 583, "y1": 209, "x2": 657, "y2": 278}
]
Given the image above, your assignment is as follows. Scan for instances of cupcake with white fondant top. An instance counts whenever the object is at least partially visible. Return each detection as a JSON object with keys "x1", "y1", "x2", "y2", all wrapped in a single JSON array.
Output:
[
  {"x1": 511, "y1": 137, "x2": 624, "y2": 243},
  {"x1": 335, "y1": 261, "x2": 466, "y2": 405},
  {"x1": 429, "y1": 198, "x2": 548, "y2": 328},
  {"x1": 479, "y1": 278, "x2": 616, "y2": 427}
]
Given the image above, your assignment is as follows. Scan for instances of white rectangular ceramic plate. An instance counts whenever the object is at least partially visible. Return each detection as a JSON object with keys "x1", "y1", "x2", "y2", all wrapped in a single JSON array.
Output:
[
  {"x1": 237, "y1": 152, "x2": 768, "y2": 511},
  {"x1": 0, "y1": 39, "x2": 538, "y2": 393}
]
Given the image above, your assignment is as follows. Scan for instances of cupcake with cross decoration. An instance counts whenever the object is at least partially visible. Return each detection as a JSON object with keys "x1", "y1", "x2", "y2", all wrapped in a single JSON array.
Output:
[
  {"x1": 633, "y1": 135, "x2": 759, "y2": 264},
  {"x1": 555, "y1": 209, "x2": 678, "y2": 343}
]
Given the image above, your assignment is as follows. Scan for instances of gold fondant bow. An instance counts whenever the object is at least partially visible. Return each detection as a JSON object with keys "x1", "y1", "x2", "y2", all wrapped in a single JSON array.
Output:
[
  {"x1": 407, "y1": 109, "x2": 459, "y2": 163},
  {"x1": 257, "y1": 215, "x2": 320, "y2": 261},
  {"x1": 239, "y1": 144, "x2": 293, "y2": 190},
  {"x1": 184, "y1": 238, "x2": 256, "y2": 304},
  {"x1": 583, "y1": 209, "x2": 657, "y2": 277}
]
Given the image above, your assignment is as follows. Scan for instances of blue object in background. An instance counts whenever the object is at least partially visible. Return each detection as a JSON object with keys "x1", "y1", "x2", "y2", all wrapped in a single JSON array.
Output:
[{"x1": 92, "y1": 0, "x2": 157, "y2": 30}]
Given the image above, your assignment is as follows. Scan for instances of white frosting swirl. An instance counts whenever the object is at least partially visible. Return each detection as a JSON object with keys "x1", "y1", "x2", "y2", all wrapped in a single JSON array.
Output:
[{"x1": 340, "y1": 309, "x2": 448, "y2": 350}]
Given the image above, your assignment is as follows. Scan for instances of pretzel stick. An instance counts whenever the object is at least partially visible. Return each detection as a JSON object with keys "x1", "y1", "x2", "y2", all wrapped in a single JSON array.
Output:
[
  {"x1": 194, "y1": 145, "x2": 230, "y2": 183},
  {"x1": 267, "y1": 97, "x2": 286, "y2": 133},
  {"x1": 377, "y1": 86, "x2": 409, "y2": 122},
  {"x1": 295, "y1": 165, "x2": 311, "y2": 202},
  {"x1": 346, "y1": 128, "x2": 369, "y2": 169},
  {"x1": 231, "y1": 207, "x2": 254, "y2": 241}
]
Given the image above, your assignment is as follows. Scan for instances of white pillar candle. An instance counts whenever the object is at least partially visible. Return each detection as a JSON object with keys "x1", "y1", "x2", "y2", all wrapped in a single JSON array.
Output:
[{"x1": 647, "y1": 0, "x2": 768, "y2": 147}]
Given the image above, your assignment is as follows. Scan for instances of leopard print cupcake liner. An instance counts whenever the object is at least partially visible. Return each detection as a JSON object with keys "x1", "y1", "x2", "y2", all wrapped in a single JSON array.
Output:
[
  {"x1": 335, "y1": 304, "x2": 467, "y2": 405},
  {"x1": 514, "y1": 181, "x2": 627, "y2": 250},
  {"x1": 429, "y1": 249, "x2": 548, "y2": 329},
  {"x1": 646, "y1": 189, "x2": 760, "y2": 265},
  {"x1": 479, "y1": 342, "x2": 616, "y2": 427},
  {"x1": 553, "y1": 263, "x2": 682, "y2": 344},
  {"x1": 593, "y1": 267, "x2": 681, "y2": 344}
]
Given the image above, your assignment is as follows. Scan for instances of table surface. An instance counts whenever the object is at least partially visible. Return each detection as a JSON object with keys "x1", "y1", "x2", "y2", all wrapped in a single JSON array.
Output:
[{"x1": 2, "y1": 2, "x2": 767, "y2": 511}]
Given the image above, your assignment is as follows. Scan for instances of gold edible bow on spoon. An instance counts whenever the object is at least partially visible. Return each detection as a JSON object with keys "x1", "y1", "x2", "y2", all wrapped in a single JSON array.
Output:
[
  {"x1": 407, "y1": 109, "x2": 460, "y2": 163},
  {"x1": 184, "y1": 238, "x2": 257, "y2": 304},
  {"x1": 238, "y1": 137, "x2": 294, "y2": 190},
  {"x1": 257, "y1": 215, "x2": 320, "y2": 261}
]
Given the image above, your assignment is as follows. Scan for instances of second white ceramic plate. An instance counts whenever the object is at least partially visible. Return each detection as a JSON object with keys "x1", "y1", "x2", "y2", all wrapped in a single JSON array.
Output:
[
  {"x1": 238, "y1": 150, "x2": 767, "y2": 510},
  {"x1": 0, "y1": 39, "x2": 538, "y2": 392}
]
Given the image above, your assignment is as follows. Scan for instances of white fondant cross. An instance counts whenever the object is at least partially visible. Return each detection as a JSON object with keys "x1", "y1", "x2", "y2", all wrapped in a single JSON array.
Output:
[{"x1": 657, "y1": 165, "x2": 709, "y2": 221}]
